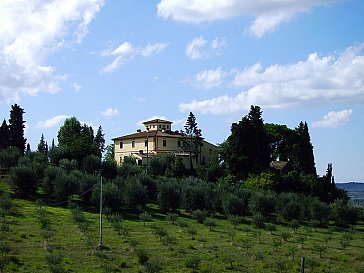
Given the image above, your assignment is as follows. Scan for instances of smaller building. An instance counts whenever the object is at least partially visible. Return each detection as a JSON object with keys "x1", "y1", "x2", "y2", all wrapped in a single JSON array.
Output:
[
  {"x1": 270, "y1": 161, "x2": 292, "y2": 175},
  {"x1": 112, "y1": 118, "x2": 217, "y2": 168}
]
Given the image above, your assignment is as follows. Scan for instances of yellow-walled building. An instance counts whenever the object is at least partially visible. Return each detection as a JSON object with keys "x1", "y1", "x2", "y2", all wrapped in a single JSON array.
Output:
[{"x1": 112, "y1": 119, "x2": 217, "y2": 168}]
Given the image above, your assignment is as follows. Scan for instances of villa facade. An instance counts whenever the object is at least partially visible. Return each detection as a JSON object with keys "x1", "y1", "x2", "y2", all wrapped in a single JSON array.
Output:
[{"x1": 112, "y1": 119, "x2": 217, "y2": 168}]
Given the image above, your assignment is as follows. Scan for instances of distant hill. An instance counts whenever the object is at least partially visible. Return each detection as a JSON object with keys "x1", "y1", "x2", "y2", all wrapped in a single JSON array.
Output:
[{"x1": 336, "y1": 182, "x2": 364, "y2": 207}]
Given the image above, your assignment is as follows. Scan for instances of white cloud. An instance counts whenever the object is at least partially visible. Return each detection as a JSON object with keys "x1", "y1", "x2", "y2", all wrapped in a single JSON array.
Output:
[
  {"x1": 101, "y1": 108, "x2": 119, "y2": 117},
  {"x1": 102, "y1": 42, "x2": 168, "y2": 73},
  {"x1": 179, "y1": 44, "x2": 364, "y2": 114},
  {"x1": 36, "y1": 115, "x2": 69, "y2": 129},
  {"x1": 157, "y1": 0, "x2": 344, "y2": 38},
  {"x1": 188, "y1": 67, "x2": 226, "y2": 89},
  {"x1": 141, "y1": 43, "x2": 169, "y2": 57},
  {"x1": 312, "y1": 109, "x2": 353, "y2": 128},
  {"x1": 73, "y1": 83, "x2": 82, "y2": 92},
  {"x1": 185, "y1": 36, "x2": 226, "y2": 60},
  {"x1": 0, "y1": 0, "x2": 104, "y2": 102}
]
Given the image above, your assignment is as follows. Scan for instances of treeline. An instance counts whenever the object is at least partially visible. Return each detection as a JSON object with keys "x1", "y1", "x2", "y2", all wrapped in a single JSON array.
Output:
[{"x1": 0, "y1": 104, "x2": 360, "y2": 228}]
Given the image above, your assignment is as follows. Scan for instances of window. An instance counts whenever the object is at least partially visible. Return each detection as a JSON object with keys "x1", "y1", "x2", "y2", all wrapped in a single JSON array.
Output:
[
  {"x1": 120, "y1": 141, "x2": 123, "y2": 149},
  {"x1": 163, "y1": 139, "x2": 166, "y2": 147},
  {"x1": 159, "y1": 125, "x2": 162, "y2": 129},
  {"x1": 178, "y1": 140, "x2": 181, "y2": 147},
  {"x1": 132, "y1": 140, "x2": 135, "y2": 148},
  {"x1": 167, "y1": 125, "x2": 170, "y2": 130}
]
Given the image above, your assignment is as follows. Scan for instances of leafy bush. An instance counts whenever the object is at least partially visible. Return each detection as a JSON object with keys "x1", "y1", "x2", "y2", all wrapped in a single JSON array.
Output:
[
  {"x1": 157, "y1": 179, "x2": 181, "y2": 213},
  {"x1": 331, "y1": 199, "x2": 359, "y2": 226},
  {"x1": 135, "y1": 246, "x2": 149, "y2": 265},
  {"x1": 249, "y1": 191, "x2": 276, "y2": 217},
  {"x1": 10, "y1": 165, "x2": 38, "y2": 197},
  {"x1": 192, "y1": 210, "x2": 207, "y2": 224},
  {"x1": 123, "y1": 177, "x2": 147, "y2": 210}
]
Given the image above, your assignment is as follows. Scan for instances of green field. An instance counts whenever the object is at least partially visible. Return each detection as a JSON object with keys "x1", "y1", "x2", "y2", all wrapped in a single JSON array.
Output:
[{"x1": 2, "y1": 193, "x2": 364, "y2": 273}]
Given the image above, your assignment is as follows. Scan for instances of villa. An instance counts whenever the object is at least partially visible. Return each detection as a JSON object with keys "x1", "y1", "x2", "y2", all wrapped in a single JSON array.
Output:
[{"x1": 112, "y1": 118, "x2": 217, "y2": 168}]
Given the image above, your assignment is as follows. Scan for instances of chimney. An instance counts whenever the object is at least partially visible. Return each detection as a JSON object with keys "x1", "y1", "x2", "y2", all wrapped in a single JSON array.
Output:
[{"x1": 137, "y1": 129, "x2": 141, "y2": 133}]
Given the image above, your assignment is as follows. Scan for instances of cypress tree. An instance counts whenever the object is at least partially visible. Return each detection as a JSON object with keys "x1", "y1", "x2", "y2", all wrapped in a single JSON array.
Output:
[
  {"x1": 0, "y1": 119, "x2": 10, "y2": 150},
  {"x1": 8, "y1": 104, "x2": 27, "y2": 153},
  {"x1": 294, "y1": 122, "x2": 316, "y2": 176}
]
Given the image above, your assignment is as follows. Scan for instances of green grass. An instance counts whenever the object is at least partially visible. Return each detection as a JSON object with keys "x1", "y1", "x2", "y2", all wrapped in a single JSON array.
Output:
[{"x1": 2, "y1": 197, "x2": 364, "y2": 272}]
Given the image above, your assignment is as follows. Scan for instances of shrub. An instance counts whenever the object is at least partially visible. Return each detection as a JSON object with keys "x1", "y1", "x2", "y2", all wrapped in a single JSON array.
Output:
[
  {"x1": 9, "y1": 165, "x2": 38, "y2": 197},
  {"x1": 331, "y1": 199, "x2": 359, "y2": 226},
  {"x1": 252, "y1": 213, "x2": 265, "y2": 229},
  {"x1": 185, "y1": 256, "x2": 201, "y2": 272},
  {"x1": 135, "y1": 247, "x2": 149, "y2": 265},
  {"x1": 166, "y1": 213, "x2": 179, "y2": 224},
  {"x1": 157, "y1": 180, "x2": 181, "y2": 213},
  {"x1": 144, "y1": 258, "x2": 162, "y2": 273},
  {"x1": 123, "y1": 177, "x2": 147, "y2": 210},
  {"x1": 192, "y1": 210, "x2": 206, "y2": 224},
  {"x1": 249, "y1": 191, "x2": 276, "y2": 217},
  {"x1": 203, "y1": 217, "x2": 217, "y2": 231},
  {"x1": 139, "y1": 212, "x2": 152, "y2": 226}
]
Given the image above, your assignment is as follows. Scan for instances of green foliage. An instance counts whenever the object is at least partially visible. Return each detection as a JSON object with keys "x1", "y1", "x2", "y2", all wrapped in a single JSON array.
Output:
[
  {"x1": 192, "y1": 210, "x2": 207, "y2": 224},
  {"x1": 276, "y1": 192, "x2": 303, "y2": 221},
  {"x1": 165, "y1": 213, "x2": 179, "y2": 224},
  {"x1": 8, "y1": 104, "x2": 27, "y2": 154},
  {"x1": 185, "y1": 256, "x2": 201, "y2": 272},
  {"x1": 123, "y1": 177, "x2": 147, "y2": 210},
  {"x1": 221, "y1": 105, "x2": 270, "y2": 179},
  {"x1": 144, "y1": 258, "x2": 162, "y2": 273},
  {"x1": 203, "y1": 217, "x2": 217, "y2": 231},
  {"x1": 248, "y1": 191, "x2": 276, "y2": 217},
  {"x1": 244, "y1": 172, "x2": 277, "y2": 190},
  {"x1": 139, "y1": 212, "x2": 152, "y2": 225},
  {"x1": 9, "y1": 165, "x2": 38, "y2": 197},
  {"x1": 135, "y1": 246, "x2": 149, "y2": 265},
  {"x1": 331, "y1": 199, "x2": 359, "y2": 226},
  {"x1": 157, "y1": 179, "x2": 181, "y2": 213},
  {"x1": 57, "y1": 117, "x2": 102, "y2": 163},
  {"x1": 252, "y1": 213, "x2": 265, "y2": 228},
  {"x1": 0, "y1": 147, "x2": 22, "y2": 174},
  {"x1": 0, "y1": 119, "x2": 10, "y2": 150},
  {"x1": 222, "y1": 189, "x2": 250, "y2": 216},
  {"x1": 180, "y1": 112, "x2": 202, "y2": 168}
]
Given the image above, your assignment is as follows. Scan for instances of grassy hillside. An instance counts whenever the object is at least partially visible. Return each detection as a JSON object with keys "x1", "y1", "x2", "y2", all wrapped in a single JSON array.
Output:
[{"x1": 1, "y1": 179, "x2": 364, "y2": 273}]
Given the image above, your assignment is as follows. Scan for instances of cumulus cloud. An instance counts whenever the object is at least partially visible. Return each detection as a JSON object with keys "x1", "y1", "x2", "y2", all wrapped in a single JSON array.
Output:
[
  {"x1": 0, "y1": 0, "x2": 104, "y2": 102},
  {"x1": 185, "y1": 36, "x2": 226, "y2": 60},
  {"x1": 101, "y1": 108, "x2": 119, "y2": 117},
  {"x1": 312, "y1": 109, "x2": 353, "y2": 128},
  {"x1": 102, "y1": 42, "x2": 168, "y2": 73},
  {"x1": 188, "y1": 67, "x2": 226, "y2": 89},
  {"x1": 179, "y1": 44, "x2": 364, "y2": 114},
  {"x1": 36, "y1": 115, "x2": 69, "y2": 129},
  {"x1": 157, "y1": 0, "x2": 344, "y2": 38}
]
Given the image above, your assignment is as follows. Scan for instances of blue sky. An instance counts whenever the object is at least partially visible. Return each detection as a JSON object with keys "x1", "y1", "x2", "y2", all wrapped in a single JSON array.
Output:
[{"x1": 0, "y1": 0, "x2": 363, "y2": 182}]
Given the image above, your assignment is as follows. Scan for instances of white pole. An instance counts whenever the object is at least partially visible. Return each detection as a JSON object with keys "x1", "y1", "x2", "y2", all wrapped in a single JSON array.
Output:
[{"x1": 99, "y1": 174, "x2": 103, "y2": 248}]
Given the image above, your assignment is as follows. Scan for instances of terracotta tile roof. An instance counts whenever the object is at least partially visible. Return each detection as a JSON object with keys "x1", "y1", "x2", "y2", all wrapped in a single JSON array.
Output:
[
  {"x1": 112, "y1": 130, "x2": 183, "y2": 141},
  {"x1": 270, "y1": 161, "x2": 290, "y2": 170},
  {"x1": 143, "y1": 119, "x2": 172, "y2": 124}
]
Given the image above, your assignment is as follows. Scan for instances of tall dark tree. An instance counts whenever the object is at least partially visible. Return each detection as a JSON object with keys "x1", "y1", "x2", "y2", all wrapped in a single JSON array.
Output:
[
  {"x1": 293, "y1": 122, "x2": 317, "y2": 176},
  {"x1": 94, "y1": 125, "x2": 105, "y2": 158},
  {"x1": 180, "y1": 112, "x2": 202, "y2": 168},
  {"x1": 221, "y1": 106, "x2": 270, "y2": 179},
  {"x1": 37, "y1": 134, "x2": 48, "y2": 155},
  {"x1": 0, "y1": 119, "x2": 10, "y2": 150},
  {"x1": 8, "y1": 104, "x2": 27, "y2": 153}
]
